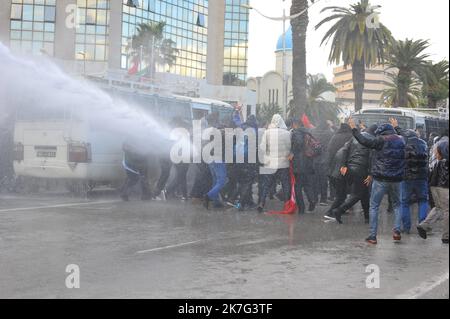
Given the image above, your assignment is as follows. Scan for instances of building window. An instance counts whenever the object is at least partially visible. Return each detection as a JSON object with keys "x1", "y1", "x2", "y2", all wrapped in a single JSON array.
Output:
[
  {"x1": 223, "y1": 0, "x2": 249, "y2": 86},
  {"x1": 75, "y1": 0, "x2": 110, "y2": 61},
  {"x1": 268, "y1": 89, "x2": 279, "y2": 106},
  {"x1": 9, "y1": 0, "x2": 56, "y2": 56},
  {"x1": 196, "y1": 14, "x2": 206, "y2": 28},
  {"x1": 121, "y1": 0, "x2": 208, "y2": 79}
]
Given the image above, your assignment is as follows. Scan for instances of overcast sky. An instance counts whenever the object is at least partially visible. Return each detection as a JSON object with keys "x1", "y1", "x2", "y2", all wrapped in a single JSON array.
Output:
[{"x1": 247, "y1": 0, "x2": 450, "y2": 80}]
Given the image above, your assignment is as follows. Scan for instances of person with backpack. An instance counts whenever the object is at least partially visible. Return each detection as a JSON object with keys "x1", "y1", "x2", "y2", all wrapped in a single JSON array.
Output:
[
  {"x1": 290, "y1": 118, "x2": 321, "y2": 214},
  {"x1": 390, "y1": 119, "x2": 429, "y2": 233},
  {"x1": 348, "y1": 117, "x2": 406, "y2": 245}
]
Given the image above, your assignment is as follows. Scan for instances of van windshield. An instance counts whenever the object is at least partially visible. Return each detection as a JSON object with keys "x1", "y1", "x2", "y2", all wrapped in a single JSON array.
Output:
[
  {"x1": 16, "y1": 105, "x2": 81, "y2": 121},
  {"x1": 352, "y1": 114, "x2": 415, "y2": 130}
]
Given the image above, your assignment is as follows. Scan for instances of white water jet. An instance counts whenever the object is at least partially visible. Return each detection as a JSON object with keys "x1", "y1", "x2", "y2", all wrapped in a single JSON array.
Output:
[{"x1": 0, "y1": 43, "x2": 175, "y2": 156}]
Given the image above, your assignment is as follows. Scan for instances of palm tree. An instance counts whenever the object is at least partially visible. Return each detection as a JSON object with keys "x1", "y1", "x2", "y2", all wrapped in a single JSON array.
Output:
[
  {"x1": 316, "y1": 0, "x2": 393, "y2": 112},
  {"x1": 306, "y1": 73, "x2": 336, "y2": 104},
  {"x1": 422, "y1": 60, "x2": 449, "y2": 108},
  {"x1": 258, "y1": 103, "x2": 282, "y2": 125},
  {"x1": 290, "y1": 0, "x2": 310, "y2": 117},
  {"x1": 385, "y1": 39, "x2": 430, "y2": 107},
  {"x1": 288, "y1": 74, "x2": 340, "y2": 122},
  {"x1": 127, "y1": 22, "x2": 178, "y2": 78},
  {"x1": 305, "y1": 74, "x2": 340, "y2": 123},
  {"x1": 382, "y1": 73, "x2": 422, "y2": 108}
]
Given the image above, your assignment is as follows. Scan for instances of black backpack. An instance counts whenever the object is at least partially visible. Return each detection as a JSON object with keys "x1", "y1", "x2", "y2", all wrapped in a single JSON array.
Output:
[{"x1": 304, "y1": 133, "x2": 323, "y2": 158}]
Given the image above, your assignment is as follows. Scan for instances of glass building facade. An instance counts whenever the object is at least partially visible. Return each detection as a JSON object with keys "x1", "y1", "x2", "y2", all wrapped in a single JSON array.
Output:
[
  {"x1": 9, "y1": 0, "x2": 56, "y2": 56},
  {"x1": 75, "y1": 0, "x2": 110, "y2": 61},
  {"x1": 223, "y1": 0, "x2": 249, "y2": 86},
  {"x1": 6, "y1": 0, "x2": 249, "y2": 85},
  {"x1": 121, "y1": 0, "x2": 208, "y2": 79}
]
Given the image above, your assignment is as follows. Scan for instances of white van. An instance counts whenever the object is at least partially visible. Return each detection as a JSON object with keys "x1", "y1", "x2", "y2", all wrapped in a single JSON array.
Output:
[
  {"x1": 13, "y1": 105, "x2": 125, "y2": 193},
  {"x1": 13, "y1": 89, "x2": 234, "y2": 193},
  {"x1": 352, "y1": 107, "x2": 448, "y2": 139}
]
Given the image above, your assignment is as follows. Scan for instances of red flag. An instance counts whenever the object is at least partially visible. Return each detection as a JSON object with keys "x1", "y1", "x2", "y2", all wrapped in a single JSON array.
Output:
[
  {"x1": 127, "y1": 56, "x2": 140, "y2": 75},
  {"x1": 267, "y1": 163, "x2": 298, "y2": 215},
  {"x1": 127, "y1": 62, "x2": 139, "y2": 75},
  {"x1": 301, "y1": 114, "x2": 315, "y2": 129}
]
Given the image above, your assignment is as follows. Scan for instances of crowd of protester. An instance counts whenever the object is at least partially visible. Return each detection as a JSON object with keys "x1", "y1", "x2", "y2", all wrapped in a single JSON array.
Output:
[{"x1": 117, "y1": 108, "x2": 449, "y2": 245}]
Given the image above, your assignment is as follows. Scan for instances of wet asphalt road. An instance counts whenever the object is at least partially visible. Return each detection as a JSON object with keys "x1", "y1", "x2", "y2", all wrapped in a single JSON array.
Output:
[{"x1": 0, "y1": 192, "x2": 448, "y2": 299}]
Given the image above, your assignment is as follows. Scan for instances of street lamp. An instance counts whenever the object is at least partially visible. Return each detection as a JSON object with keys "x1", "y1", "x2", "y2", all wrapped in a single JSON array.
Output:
[
  {"x1": 77, "y1": 51, "x2": 86, "y2": 77},
  {"x1": 243, "y1": 0, "x2": 322, "y2": 118}
]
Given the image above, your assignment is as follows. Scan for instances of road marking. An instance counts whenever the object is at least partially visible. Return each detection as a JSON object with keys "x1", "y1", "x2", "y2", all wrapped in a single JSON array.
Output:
[
  {"x1": 136, "y1": 235, "x2": 245, "y2": 254},
  {"x1": 396, "y1": 272, "x2": 449, "y2": 299},
  {"x1": 136, "y1": 240, "x2": 203, "y2": 254},
  {"x1": 0, "y1": 200, "x2": 121, "y2": 213}
]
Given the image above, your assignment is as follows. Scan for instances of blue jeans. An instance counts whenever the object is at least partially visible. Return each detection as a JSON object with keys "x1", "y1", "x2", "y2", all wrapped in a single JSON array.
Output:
[
  {"x1": 401, "y1": 179, "x2": 429, "y2": 232},
  {"x1": 369, "y1": 179, "x2": 402, "y2": 238},
  {"x1": 207, "y1": 163, "x2": 228, "y2": 202}
]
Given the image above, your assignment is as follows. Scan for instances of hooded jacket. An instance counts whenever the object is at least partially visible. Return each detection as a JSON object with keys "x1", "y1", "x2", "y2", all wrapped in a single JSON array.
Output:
[
  {"x1": 326, "y1": 123, "x2": 353, "y2": 176},
  {"x1": 352, "y1": 123, "x2": 406, "y2": 182},
  {"x1": 395, "y1": 128, "x2": 428, "y2": 181},
  {"x1": 260, "y1": 114, "x2": 291, "y2": 172},
  {"x1": 429, "y1": 141, "x2": 449, "y2": 188},
  {"x1": 291, "y1": 127, "x2": 314, "y2": 174}
]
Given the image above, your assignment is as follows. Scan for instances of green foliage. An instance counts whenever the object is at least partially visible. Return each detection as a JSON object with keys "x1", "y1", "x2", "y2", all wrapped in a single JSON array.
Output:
[
  {"x1": 127, "y1": 22, "x2": 179, "y2": 77},
  {"x1": 385, "y1": 38, "x2": 431, "y2": 107},
  {"x1": 386, "y1": 39, "x2": 431, "y2": 75},
  {"x1": 288, "y1": 74, "x2": 341, "y2": 124},
  {"x1": 382, "y1": 73, "x2": 422, "y2": 108},
  {"x1": 257, "y1": 103, "x2": 282, "y2": 126},
  {"x1": 316, "y1": 0, "x2": 393, "y2": 67},
  {"x1": 421, "y1": 60, "x2": 449, "y2": 107}
]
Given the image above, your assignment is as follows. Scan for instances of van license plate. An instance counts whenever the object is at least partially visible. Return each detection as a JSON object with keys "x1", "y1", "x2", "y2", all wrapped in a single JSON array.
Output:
[{"x1": 37, "y1": 151, "x2": 56, "y2": 158}]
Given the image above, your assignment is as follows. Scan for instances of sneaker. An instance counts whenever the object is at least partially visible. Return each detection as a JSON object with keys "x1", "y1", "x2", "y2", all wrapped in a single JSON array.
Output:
[
  {"x1": 334, "y1": 209, "x2": 343, "y2": 224},
  {"x1": 366, "y1": 236, "x2": 378, "y2": 245},
  {"x1": 393, "y1": 231, "x2": 402, "y2": 241},
  {"x1": 324, "y1": 211, "x2": 336, "y2": 220},
  {"x1": 417, "y1": 226, "x2": 427, "y2": 239},
  {"x1": 442, "y1": 238, "x2": 449, "y2": 244}
]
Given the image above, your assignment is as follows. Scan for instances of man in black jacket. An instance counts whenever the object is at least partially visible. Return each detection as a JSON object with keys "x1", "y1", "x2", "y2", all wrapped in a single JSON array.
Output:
[
  {"x1": 324, "y1": 122, "x2": 353, "y2": 220},
  {"x1": 330, "y1": 125, "x2": 376, "y2": 224},
  {"x1": 291, "y1": 119, "x2": 317, "y2": 214},
  {"x1": 417, "y1": 140, "x2": 449, "y2": 244},
  {"x1": 312, "y1": 121, "x2": 334, "y2": 205},
  {"x1": 348, "y1": 117, "x2": 406, "y2": 245},
  {"x1": 391, "y1": 119, "x2": 429, "y2": 233}
]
